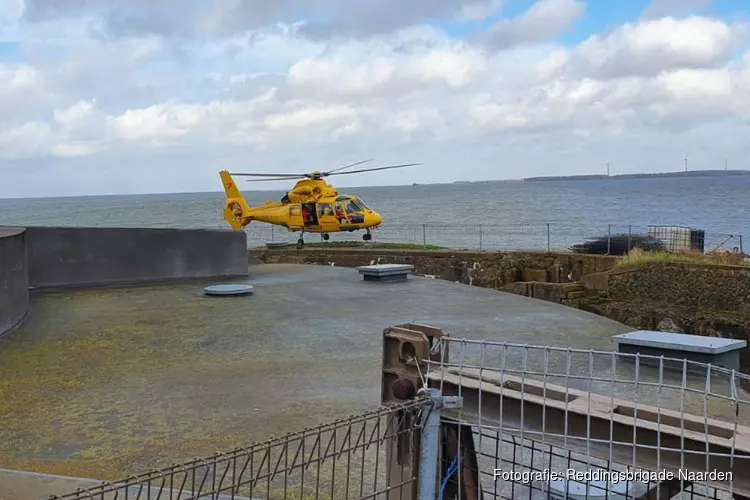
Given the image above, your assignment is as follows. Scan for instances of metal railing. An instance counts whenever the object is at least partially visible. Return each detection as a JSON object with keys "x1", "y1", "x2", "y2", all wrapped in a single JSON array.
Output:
[
  {"x1": 425, "y1": 337, "x2": 750, "y2": 500},
  {"x1": 49, "y1": 399, "x2": 427, "y2": 500},
  {"x1": 250, "y1": 223, "x2": 745, "y2": 255}
]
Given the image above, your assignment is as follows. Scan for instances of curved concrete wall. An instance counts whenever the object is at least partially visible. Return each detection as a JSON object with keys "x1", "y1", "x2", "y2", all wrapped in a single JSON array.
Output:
[
  {"x1": 0, "y1": 227, "x2": 29, "y2": 336},
  {"x1": 24, "y1": 226, "x2": 248, "y2": 289}
]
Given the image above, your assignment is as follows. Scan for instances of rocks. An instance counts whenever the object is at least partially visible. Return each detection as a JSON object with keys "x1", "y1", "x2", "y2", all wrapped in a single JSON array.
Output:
[{"x1": 656, "y1": 317, "x2": 681, "y2": 333}]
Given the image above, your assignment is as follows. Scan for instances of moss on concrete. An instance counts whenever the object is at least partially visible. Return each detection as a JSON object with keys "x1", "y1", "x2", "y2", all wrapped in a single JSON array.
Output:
[
  {"x1": 1, "y1": 263, "x2": 632, "y2": 485},
  {"x1": 0, "y1": 279, "x2": 370, "y2": 480}
]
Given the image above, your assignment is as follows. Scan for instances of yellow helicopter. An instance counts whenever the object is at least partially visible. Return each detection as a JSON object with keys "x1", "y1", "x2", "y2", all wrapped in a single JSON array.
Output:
[{"x1": 219, "y1": 160, "x2": 420, "y2": 247}]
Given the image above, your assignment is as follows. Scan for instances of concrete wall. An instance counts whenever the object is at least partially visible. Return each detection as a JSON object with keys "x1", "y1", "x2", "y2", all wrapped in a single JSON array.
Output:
[
  {"x1": 25, "y1": 227, "x2": 249, "y2": 289},
  {"x1": 0, "y1": 228, "x2": 29, "y2": 336},
  {"x1": 607, "y1": 263, "x2": 750, "y2": 311},
  {"x1": 250, "y1": 247, "x2": 619, "y2": 288}
]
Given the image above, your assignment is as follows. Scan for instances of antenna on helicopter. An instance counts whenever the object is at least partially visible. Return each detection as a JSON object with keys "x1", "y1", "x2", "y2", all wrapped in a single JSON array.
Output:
[{"x1": 229, "y1": 160, "x2": 420, "y2": 182}]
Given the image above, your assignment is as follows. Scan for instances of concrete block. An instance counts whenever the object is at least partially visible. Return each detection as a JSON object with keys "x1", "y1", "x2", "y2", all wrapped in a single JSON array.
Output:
[
  {"x1": 522, "y1": 268, "x2": 548, "y2": 282},
  {"x1": 561, "y1": 282, "x2": 585, "y2": 292},
  {"x1": 613, "y1": 330, "x2": 747, "y2": 374},
  {"x1": 583, "y1": 271, "x2": 609, "y2": 291},
  {"x1": 357, "y1": 264, "x2": 414, "y2": 282}
]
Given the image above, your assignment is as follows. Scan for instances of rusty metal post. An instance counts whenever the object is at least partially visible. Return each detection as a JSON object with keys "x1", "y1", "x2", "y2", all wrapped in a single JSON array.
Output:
[{"x1": 382, "y1": 324, "x2": 449, "y2": 500}]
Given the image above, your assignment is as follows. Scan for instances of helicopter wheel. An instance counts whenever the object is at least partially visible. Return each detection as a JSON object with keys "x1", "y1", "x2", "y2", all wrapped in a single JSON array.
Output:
[
  {"x1": 363, "y1": 232, "x2": 372, "y2": 241},
  {"x1": 322, "y1": 233, "x2": 330, "y2": 241},
  {"x1": 296, "y1": 238, "x2": 304, "y2": 248}
]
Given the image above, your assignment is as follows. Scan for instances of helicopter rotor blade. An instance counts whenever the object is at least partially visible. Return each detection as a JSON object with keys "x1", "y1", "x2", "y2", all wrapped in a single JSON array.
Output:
[
  {"x1": 230, "y1": 172, "x2": 308, "y2": 178},
  {"x1": 245, "y1": 176, "x2": 307, "y2": 182},
  {"x1": 324, "y1": 163, "x2": 421, "y2": 176},
  {"x1": 323, "y1": 159, "x2": 373, "y2": 175}
]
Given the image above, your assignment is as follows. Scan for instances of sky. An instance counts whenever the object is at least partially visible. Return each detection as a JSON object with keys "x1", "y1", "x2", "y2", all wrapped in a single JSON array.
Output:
[{"x1": 0, "y1": 0, "x2": 749, "y2": 197}]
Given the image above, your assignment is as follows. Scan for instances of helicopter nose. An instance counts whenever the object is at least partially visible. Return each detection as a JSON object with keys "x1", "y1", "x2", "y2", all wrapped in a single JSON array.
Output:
[{"x1": 369, "y1": 212, "x2": 382, "y2": 226}]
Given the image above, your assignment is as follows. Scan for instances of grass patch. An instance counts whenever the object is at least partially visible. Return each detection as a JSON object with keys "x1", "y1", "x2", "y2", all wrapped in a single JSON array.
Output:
[
  {"x1": 615, "y1": 247, "x2": 749, "y2": 270},
  {"x1": 372, "y1": 242, "x2": 447, "y2": 250},
  {"x1": 252, "y1": 241, "x2": 448, "y2": 250}
]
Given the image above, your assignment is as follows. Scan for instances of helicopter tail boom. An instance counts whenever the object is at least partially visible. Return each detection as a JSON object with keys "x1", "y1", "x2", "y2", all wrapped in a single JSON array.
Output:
[{"x1": 220, "y1": 170, "x2": 254, "y2": 230}]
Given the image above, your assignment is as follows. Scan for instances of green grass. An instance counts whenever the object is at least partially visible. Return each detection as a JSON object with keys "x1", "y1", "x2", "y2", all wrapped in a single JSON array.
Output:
[
  {"x1": 615, "y1": 247, "x2": 749, "y2": 270},
  {"x1": 252, "y1": 241, "x2": 448, "y2": 250},
  {"x1": 372, "y1": 242, "x2": 447, "y2": 250}
]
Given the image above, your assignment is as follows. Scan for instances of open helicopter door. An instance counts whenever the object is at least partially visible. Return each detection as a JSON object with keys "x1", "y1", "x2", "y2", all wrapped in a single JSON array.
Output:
[
  {"x1": 316, "y1": 202, "x2": 338, "y2": 232},
  {"x1": 301, "y1": 203, "x2": 318, "y2": 226}
]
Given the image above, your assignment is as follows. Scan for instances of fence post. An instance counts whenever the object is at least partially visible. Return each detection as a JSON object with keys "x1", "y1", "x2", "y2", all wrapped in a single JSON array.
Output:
[
  {"x1": 479, "y1": 224, "x2": 483, "y2": 251},
  {"x1": 271, "y1": 225, "x2": 274, "y2": 241},
  {"x1": 422, "y1": 224, "x2": 426, "y2": 247},
  {"x1": 546, "y1": 223, "x2": 550, "y2": 253},
  {"x1": 417, "y1": 388, "x2": 449, "y2": 500},
  {"x1": 607, "y1": 224, "x2": 611, "y2": 255},
  {"x1": 628, "y1": 225, "x2": 632, "y2": 252},
  {"x1": 740, "y1": 235, "x2": 744, "y2": 255}
]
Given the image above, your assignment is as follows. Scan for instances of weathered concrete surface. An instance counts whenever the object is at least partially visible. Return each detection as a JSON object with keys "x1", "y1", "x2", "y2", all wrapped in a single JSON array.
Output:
[
  {"x1": 0, "y1": 469, "x2": 101, "y2": 500},
  {"x1": 0, "y1": 227, "x2": 29, "y2": 337},
  {"x1": 250, "y1": 247, "x2": 619, "y2": 287},
  {"x1": 0, "y1": 264, "x2": 632, "y2": 490},
  {"x1": 24, "y1": 226, "x2": 249, "y2": 289},
  {"x1": 0, "y1": 468, "x2": 253, "y2": 500}
]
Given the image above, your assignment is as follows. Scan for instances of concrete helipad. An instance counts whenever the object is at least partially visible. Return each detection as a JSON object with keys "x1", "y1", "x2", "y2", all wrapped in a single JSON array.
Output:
[{"x1": 0, "y1": 263, "x2": 632, "y2": 497}]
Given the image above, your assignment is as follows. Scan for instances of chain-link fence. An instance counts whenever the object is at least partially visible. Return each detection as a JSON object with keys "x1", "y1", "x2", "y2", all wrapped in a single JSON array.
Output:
[{"x1": 249, "y1": 223, "x2": 745, "y2": 255}]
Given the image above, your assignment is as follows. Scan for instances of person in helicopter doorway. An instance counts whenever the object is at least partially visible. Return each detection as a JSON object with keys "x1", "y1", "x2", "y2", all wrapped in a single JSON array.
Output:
[{"x1": 302, "y1": 205, "x2": 311, "y2": 225}]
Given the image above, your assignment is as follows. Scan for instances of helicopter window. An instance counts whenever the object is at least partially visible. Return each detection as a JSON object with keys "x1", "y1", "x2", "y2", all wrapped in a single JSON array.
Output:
[
  {"x1": 354, "y1": 197, "x2": 370, "y2": 210},
  {"x1": 345, "y1": 200, "x2": 362, "y2": 213},
  {"x1": 289, "y1": 206, "x2": 301, "y2": 216},
  {"x1": 318, "y1": 203, "x2": 333, "y2": 216}
]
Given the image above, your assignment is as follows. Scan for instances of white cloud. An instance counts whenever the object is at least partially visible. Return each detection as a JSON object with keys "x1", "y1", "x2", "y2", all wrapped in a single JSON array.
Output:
[
  {"x1": 456, "y1": 0, "x2": 505, "y2": 22},
  {"x1": 569, "y1": 16, "x2": 747, "y2": 79},
  {"x1": 483, "y1": 0, "x2": 586, "y2": 49},
  {"x1": 0, "y1": 1, "x2": 750, "y2": 197}
]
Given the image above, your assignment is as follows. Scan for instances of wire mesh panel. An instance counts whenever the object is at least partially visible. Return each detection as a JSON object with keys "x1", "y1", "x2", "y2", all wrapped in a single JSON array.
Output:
[
  {"x1": 48, "y1": 400, "x2": 426, "y2": 500},
  {"x1": 244, "y1": 223, "x2": 744, "y2": 255},
  {"x1": 424, "y1": 338, "x2": 750, "y2": 500}
]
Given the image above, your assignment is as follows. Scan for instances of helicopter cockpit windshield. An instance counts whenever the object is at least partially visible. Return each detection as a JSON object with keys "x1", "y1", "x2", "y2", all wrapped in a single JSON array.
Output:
[
  {"x1": 353, "y1": 197, "x2": 370, "y2": 210},
  {"x1": 344, "y1": 199, "x2": 362, "y2": 214}
]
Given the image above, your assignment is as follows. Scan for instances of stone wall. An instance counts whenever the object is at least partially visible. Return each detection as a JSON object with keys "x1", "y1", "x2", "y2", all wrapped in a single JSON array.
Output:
[
  {"x1": 580, "y1": 263, "x2": 750, "y2": 372},
  {"x1": 607, "y1": 263, "x2": 750, "y2": 311},
  {"x1": 501, "y1": 281, "x2": 586, "y2": 307},
  {"x1": 0, "y1": 228, "x2": 29, "y2": 336},
  {"x1": 250, "y1": 247, "x2": 619, "y2": 288}
]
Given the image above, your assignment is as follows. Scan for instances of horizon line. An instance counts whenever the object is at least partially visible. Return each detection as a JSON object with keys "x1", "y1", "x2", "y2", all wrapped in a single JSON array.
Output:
[{"x1": 0, "y1": 168, "x2": 746, "y2": 201}]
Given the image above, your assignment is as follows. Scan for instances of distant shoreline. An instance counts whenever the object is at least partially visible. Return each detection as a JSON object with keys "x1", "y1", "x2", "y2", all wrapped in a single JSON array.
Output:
[{"x1": 523, "y1": 169, "x2": 750, "y2": 182}]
